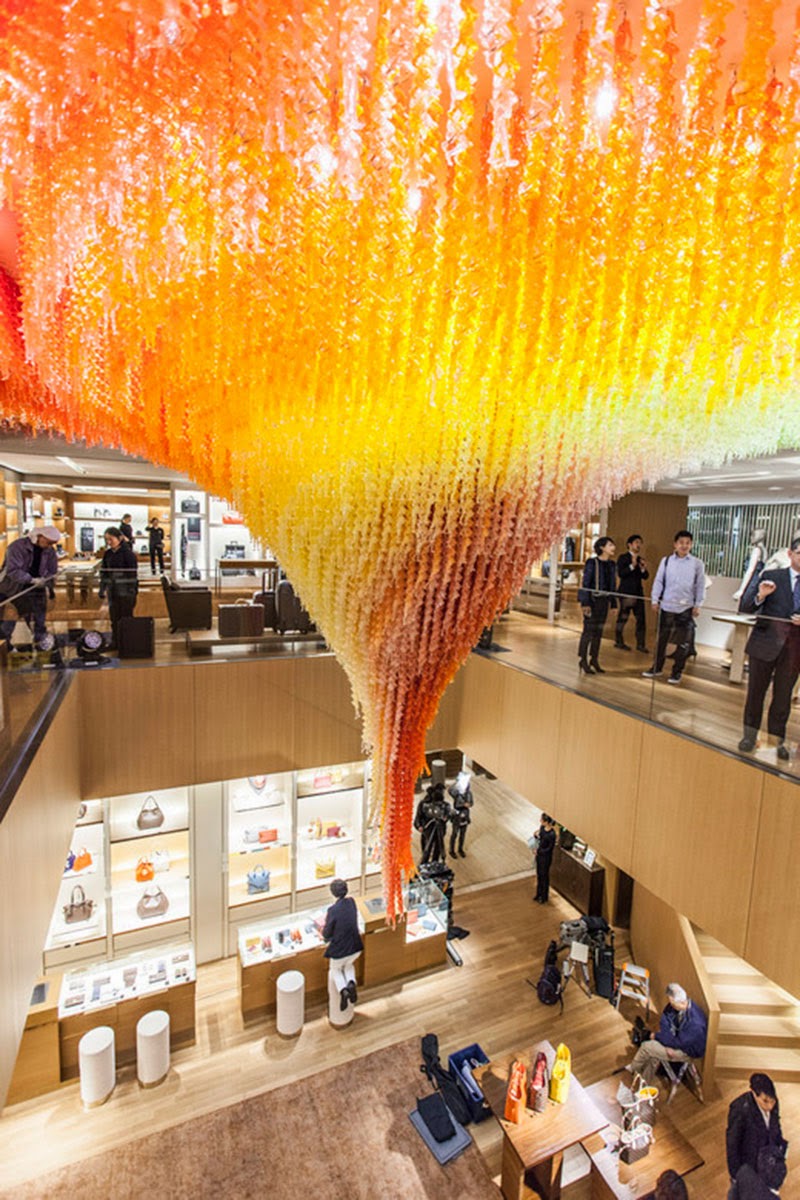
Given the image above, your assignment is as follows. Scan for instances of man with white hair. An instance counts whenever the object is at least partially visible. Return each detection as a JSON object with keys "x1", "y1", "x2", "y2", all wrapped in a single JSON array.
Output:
[
  {"x1": 0, "y1": 525, "x2": 61, "y2": 643},
  {"x1": 627, "y1": 982, "x2": 708, "y2": 1084}
]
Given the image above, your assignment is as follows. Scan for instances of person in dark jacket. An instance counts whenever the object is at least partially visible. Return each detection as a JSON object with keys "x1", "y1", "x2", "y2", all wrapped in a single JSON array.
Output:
[
  {"x1": 448, "y1": 769, "x2": 474, "y2": 858},
  {"x1": 98, "y1": 527, "x2": 139, "y2": 648},
  {"x1": 627, "y1": 983, "x2": 708, "y2": 1084},
  {"x1": 739, "y1": 538, "x2": 800, "y2": 760},
  {"x1": 577, "y1": 537, "x2": 617, "y2": 674},
  {"x1": 534, "y1": 814, "x2": 556, "y2": 903},
  {"x1": 727, "y1": 1074, "x2": 787, "y2": 1184},
  {"x1": 0, "y1": 526, "x2": 61, "y2": 643},
  {"x1": 655, "y1": 1171, "x2": 689, "y2": 1199},
  {"x1": 119, "y1": 513, "x2": 134, "y2": 549},
  {"x1": 322, "y1": 878, "x2": 364, "y2": 1012},
  {"x1": 148, "y1": 516, "x2": 165, "y2": 575},
  {"x1": 729, "y1": 1145, "x2": 788, "y2": 1199},
  {"x1": 614, "y1": 534, "x2": 649, "y2": 652}
]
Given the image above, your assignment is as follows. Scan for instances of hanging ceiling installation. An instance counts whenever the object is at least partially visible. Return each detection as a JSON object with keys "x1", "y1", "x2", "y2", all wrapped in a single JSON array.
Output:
[{"x1": 2, "y1": 0, "x2": 800, "y2": 916}]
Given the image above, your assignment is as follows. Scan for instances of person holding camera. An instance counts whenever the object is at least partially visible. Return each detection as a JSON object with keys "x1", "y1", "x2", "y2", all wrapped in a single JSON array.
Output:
[
  {"x1": 626, "y1": 982, "x2": 707, "y2": 1084},
  {"x1": 738, "y1": 537, "x2": 800, "y2": 761},
  {"x1": 577, "y1": 536, "x2": 617, "y2": 675}
]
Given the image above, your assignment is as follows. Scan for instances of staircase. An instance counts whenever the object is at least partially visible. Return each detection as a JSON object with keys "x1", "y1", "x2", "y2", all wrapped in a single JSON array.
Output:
[{"x1": 695, "y1": 930, "x2": 800, "y2": 1083}]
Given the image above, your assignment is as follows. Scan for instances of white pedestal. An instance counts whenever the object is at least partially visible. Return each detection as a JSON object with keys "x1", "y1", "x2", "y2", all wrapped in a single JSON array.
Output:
[
  {"x1": 276, "y1": 969, "x2": 305, "y2": 1036},
  {"x1": 430, "y1": 759, "x2": 447, "y2": 786},
  {"x1": 78, "y1": 1025, "x2": 116, "y2": 1108},
  {"x1": 136, "y1": 1009, "x2": 170, "y2": 1087}
]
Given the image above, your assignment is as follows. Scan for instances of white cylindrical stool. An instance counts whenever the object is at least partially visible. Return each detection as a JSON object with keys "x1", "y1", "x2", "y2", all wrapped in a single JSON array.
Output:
[
  {"x1": 78, "y1": 1025, "x2": 116, "y2": 1108},
  {"x1": 136, "y1": 1009, "x2": 170, "y2": 1088},
  {"x1": 276, "y1": 969, "x2": 305, "y2": 1037},
  {"x1": 328, "y1": 969, "x2": 355, "y2": 1029},
  {"x1": 430, "y1": 758, "x2": 447, "y2": 786}
]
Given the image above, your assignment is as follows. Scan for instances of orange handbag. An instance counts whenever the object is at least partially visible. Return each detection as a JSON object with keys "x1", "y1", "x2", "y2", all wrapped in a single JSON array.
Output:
[
  {"x1": 504, "y1": 1060, "x2": 527, "y2": 1124},
  {"x1": 72, "y1": 847, "x2": 93, "y2": 872},
  {"x1": 136, "y1": 856, "x2": 155, "y2": 882},
  {"x1": 258, "y1": 828, "x2": 278, "y2": 844}
]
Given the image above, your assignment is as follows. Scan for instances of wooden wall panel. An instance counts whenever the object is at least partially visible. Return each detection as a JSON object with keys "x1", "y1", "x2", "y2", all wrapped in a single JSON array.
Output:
[
  {"x1": 193, "y1": 659, "x2": 297, "y2": 782},
  {"x1": 496, "y1": 669, "x2": 561, "y2": 814},
  {"x1": 79, "y1": 664, "x2": 197, "y2": 797},
  {"x1": 605, "y1": 492, "x2": 689, "y2": 601},
  {"x1": 632, "y1": 726, "x2": 763, "y2": 954},
  {"x1": 290, "y1": 656, "x2": 364, "y2": 768},
  {"x1": 630, "y1": 882, "x2": 719, "y2": 1092},
  {"x1": 554, "y1": 692, "x2": 642, "y2": 874},
  {"x1": 458, "y1": 654, "x2": 505, "y2": 772},
  {"x1": 744, "y1": 774, "x2": 800, "y2": 999},
  {"x1": 0, "y1": 684, "x2": 81, "y2": 1107},
  {"x1": 426, "y1": 669, "x2": 465, "y2": 754}
]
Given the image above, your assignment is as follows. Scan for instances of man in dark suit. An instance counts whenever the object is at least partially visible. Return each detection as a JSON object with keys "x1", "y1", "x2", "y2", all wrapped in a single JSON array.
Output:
[
  {"x1": 739, "y1": 538, "x2": 800, "y2": 760},
  {"x1": 614, "y1": 533, "x2": 649, "y2": 652},
  {"x1": 726, "y1": 1073, "x2": 787, "y2": 1185}
]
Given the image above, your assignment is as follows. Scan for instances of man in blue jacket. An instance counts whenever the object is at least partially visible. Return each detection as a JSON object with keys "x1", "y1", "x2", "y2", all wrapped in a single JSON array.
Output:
[{"x1": 628, "y1": 982, "x2": 708, "y2": 1084}]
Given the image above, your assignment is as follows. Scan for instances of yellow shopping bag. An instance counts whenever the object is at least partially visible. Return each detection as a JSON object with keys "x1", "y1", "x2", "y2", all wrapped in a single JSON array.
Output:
[{"x1": 549, "y1": 1043, "x2": 571, "y2": 1104}]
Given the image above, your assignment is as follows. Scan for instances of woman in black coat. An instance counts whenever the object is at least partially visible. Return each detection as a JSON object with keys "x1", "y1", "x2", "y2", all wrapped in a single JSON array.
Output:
[
  {"x1": 98, "y1": 527, "x2": 139, "y2": 649},
  {"x1": 577, "y1": 537, "x2": 617, "y2": 674},
  {"x1": 534, "y1": 814, "x2": 557, "y2": 903},
  {"x1": 322, "y1": 879, "x2": 364, "y2": 1012}
]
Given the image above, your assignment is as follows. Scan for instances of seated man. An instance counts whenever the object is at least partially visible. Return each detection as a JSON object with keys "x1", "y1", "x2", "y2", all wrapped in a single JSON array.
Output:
[{"x1": 627, "y1": 982, "x2": 707, "y2": 1085}]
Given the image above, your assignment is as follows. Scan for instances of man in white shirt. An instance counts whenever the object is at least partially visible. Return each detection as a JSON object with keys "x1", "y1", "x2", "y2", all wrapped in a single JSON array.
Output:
[
  {"x1": 642, "y1": 530, "x2": 706, "y2": 685},
  {"x1": 738, "y1": 537, "x2": 800, "y2": 761}
]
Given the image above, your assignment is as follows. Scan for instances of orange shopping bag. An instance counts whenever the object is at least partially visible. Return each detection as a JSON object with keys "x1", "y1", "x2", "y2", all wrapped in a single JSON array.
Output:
[{"x1": 504, "y1": 1060, "x2": 527, "y2": 1123}]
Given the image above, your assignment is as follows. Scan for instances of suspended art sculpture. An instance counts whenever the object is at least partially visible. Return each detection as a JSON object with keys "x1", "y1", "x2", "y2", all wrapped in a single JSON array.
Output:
[{"x1": 2, "y1": 0, "x2": 800, "y2": 917}]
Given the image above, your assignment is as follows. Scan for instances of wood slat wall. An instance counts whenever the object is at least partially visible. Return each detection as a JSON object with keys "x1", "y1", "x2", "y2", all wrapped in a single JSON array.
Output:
[{"x1": 0, "y1": 684, "x2": 81, "y2": 1107}]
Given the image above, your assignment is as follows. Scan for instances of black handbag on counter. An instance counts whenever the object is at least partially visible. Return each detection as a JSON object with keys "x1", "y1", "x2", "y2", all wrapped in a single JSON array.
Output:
[{"x1": 180, "y1": 496, "x2": 200, "y2": 513}]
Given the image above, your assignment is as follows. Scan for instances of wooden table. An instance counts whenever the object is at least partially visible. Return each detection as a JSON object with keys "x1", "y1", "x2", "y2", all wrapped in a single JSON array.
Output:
[
  {"x1": 186, "y1": 628, "x2": 325, "y2": 655},
  {"x1": 581, "y1": 1075, "x2": 703, "y2": 1199},
  {"x1": 478, "y1": 1041, "x2": 607, "y2": 1200},
  {"x1": 712, "y1": 613, "x2": 755, "y2": 684}
]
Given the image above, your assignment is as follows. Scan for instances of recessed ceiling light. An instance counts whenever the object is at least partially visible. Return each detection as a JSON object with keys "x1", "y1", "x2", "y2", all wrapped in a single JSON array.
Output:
[
  {"x1": 56, "y1": 455, "x2": 87, "y2": 475},
  {"x1": 768, "y1": 486, "x2": 783, "y2": 491}
]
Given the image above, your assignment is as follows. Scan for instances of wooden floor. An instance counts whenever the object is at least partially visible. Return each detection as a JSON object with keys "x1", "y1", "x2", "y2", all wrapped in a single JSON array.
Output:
[
  {"x1": 2, "y1": 875, "x2": 799, "y2": 1196},
  {"x1": 489, "y1": 610, "x2": 800, "y2": 781}
]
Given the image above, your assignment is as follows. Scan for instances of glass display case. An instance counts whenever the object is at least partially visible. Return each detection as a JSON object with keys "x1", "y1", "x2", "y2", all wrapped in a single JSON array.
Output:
[
  {"x1": 295, "y1": 761, "x2": 365, "y2": 892},
  {"x1": 109, "y1": 788, "x2": 191, "y2": 934},
  {"x1": 237, "y1": 904, "x2": 332, "y2": 967},
  {"x1": 227, "y1": 772, "x2": 293, "y2": 907},
  {"x1": 58, "y1": 944, "x2": 196, "y2": 1018},
  {"x1": 172, "y1": 486, "x2": 207, "y2": 580}
]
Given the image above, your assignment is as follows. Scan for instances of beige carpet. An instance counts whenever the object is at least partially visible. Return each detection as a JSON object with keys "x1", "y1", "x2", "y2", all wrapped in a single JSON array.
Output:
[{"x1": 2, "y1": 1037, "x2": 499, "y2": 1200}]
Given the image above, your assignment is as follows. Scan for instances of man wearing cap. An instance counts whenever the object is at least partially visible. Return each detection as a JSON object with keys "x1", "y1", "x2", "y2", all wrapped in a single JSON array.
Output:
[
  {"x1": 0, "y1": 525, "x2": 61, "y2": 643},
  {"x1": 727, "y1": 1073, "x2": 788, "y2": 1185},
  {"x1": 627, "y1": 982, "x2": 708, "y2": 1084}
]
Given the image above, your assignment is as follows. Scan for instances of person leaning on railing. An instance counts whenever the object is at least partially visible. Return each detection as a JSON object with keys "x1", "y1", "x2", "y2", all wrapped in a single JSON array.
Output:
[
  {"x1": 98, "y1": 526, "x2": 139, "y2": 650},
  {"x1": 738, "y1": 536, "x2": 800, "y2": 762},
  {"x1": 0, "y1": 524, "x2": 61, "y2": 644}
]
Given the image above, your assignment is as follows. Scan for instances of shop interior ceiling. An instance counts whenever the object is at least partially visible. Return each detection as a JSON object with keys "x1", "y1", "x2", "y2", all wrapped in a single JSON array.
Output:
[{"x1": 2, "y1": 0, "x2": 800, "y2": 916}]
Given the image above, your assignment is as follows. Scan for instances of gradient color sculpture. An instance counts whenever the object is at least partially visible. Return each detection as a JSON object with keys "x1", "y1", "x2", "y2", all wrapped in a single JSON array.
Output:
[{"x1": 2, "y1": 0, "x2": 800, "y2": 916}]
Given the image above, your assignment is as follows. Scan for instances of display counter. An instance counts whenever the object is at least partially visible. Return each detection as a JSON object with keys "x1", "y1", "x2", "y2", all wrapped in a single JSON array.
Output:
[
  {"x1": 237, "y1": 879, "x2": 448, "y2": 1021},
  {"x1": 551, "y1": 844, "x2": 605, "y2": 917},
  {"x1": 58, "y1": 944, "x2": 196, "y2": 1079}
]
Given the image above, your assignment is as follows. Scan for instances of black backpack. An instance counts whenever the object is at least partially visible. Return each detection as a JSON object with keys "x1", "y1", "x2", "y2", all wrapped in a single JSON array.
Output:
[
  {"x1": 420, "y1": 1033, "x2": 471, "y2": 1126},
  {"x1": 536, "y1": 940, "x2": 564, "y2": 1012}
]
